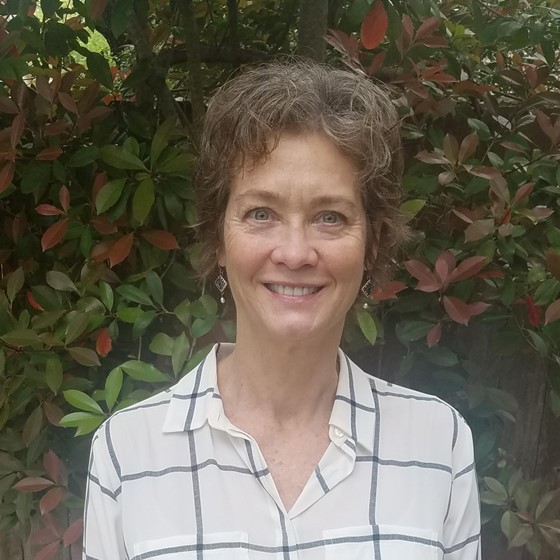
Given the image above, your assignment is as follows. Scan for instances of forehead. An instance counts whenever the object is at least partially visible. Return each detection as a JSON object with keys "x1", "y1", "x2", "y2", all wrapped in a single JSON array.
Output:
[{"x1": 229, "y1": 132, "x2": 361, "y2": 205}]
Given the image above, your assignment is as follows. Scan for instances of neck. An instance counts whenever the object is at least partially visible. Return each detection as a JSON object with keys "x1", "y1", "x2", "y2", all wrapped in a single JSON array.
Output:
[{"x1": 217, "y1": 331, "x2": 341, "y2": 428}]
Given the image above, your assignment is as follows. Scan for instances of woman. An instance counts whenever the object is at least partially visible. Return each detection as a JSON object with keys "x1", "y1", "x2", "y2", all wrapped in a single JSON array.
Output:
[{"x1": 83, "y1": 61, "x2": 481, "y2": 560}]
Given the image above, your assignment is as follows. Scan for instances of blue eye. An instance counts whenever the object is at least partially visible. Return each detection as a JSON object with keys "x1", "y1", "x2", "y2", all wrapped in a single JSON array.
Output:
[
  {"x1": 250, "y1": 208, "x2": 270, "y2": 221},
  {"x1": 321, "y1": 211, "x2": 341, "y2": 224}
]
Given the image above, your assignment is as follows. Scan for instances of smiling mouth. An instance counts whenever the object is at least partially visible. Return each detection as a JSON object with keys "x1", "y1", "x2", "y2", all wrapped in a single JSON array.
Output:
[{"x1": 266, "y1": 284, "x2": 322, "y2": 296}]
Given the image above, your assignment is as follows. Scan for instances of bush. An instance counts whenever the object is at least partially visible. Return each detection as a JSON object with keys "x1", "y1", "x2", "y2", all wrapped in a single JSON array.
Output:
[{"x1": 0, "y1": 1, "x2": 559, "y2": 558}]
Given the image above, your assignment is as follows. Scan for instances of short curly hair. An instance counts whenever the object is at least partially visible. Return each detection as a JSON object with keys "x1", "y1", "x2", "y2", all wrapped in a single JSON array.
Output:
[{"x1": 194, "y1": 60, "x2": 406, "y2": 286}]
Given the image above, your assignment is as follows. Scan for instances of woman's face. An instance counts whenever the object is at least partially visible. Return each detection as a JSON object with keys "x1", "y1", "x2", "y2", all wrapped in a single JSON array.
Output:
[{"x1": 219, "y1": 132, "x2": 368, "y2": 345}]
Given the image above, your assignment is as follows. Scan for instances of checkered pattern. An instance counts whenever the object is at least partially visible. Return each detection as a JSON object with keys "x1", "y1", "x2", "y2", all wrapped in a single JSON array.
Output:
[{"x1": 83, "y1": 344, "x2": 481, "y2": 560}]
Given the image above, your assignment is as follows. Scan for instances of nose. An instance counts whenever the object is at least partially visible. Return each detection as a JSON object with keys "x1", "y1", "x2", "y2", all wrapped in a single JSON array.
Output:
[{"x1": 270, "y1": 224, "x2": 319, "y2": 269}]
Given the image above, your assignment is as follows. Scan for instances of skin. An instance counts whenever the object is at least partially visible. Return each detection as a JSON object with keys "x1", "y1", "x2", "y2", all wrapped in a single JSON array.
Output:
[{"x1": 216, "y1": 132, "x2": 372, "y2": 511}]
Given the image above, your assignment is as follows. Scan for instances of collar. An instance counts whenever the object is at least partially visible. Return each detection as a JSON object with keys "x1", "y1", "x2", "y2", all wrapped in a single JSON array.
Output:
[{"x1": 162, "y1": 343, "x2": 377, "y2": 453}]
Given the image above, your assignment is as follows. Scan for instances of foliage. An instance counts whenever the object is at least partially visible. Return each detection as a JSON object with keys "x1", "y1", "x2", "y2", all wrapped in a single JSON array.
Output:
[{"x1": 0, "y1": 0, "x2": 559, "y2": 558}]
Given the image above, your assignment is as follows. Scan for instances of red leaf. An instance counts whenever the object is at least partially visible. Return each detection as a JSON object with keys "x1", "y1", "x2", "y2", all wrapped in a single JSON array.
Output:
[
  {"x1": 41, "y1": 219, "x2": 69, "y2": 251},
  {"x1": 89, "y1": 0, "x2": 108, "y2": 20},
  {"x1": 546, "y1": 250, "x2": 560, "y2": 281},
  {"x1": 36, "y1": 204, "x2": 63, "y2": 216},
  {"x1": 43, "y1": 449, "x2": 66, "y2": 486},
  {"x1": 59, "y1": 185, "x2": 70, "y2": 212},
  {"x1": 443, "y1": 296, "x2": 471, "y2": 325},
  {"x1": 27, "y1": 291, "x2": 44, "y2": 310},
  {"x1": 92, "y1": 171, "x2": 108, "y2": 203},
  {"x1": 513, "y1": 182, "x2": 533, "y2": 205},
  {"x1": 107, "y1": 233, "x2": 134, "y2": 267},
  {"x1": 426, "y1": 322, "x2": 442, "y2": 348},
  {"x1": 367, "y1": 51, "x2": 386, "y2": 76},
  {"x1": 415, "y1": 17, "x2": 440, "y2": 40},
  {"x1": 0, "y1": 161, "x2": 15, "y2": 193},
  {"x1": 40, "y1": 487, "x2": 63, "y2": 516},
  {"x1": 36, "y1": 147, "x2": 63, "y2": 161},
  {"x1": 360, "y1": 0, "x2": 389, "y2": 50},
  {"x1": 90, "y1": 215, "x2": 118, "y2": 235},
  {"x1": 525, "y1": 296, "x2": 542, "y2": 328},
  {"x1": 0, "y1": 96, "x2": 19, "y2": 113},
  {"x1": 435, "y1": 250, "x2": 456, "y2": 287},
  {"x1": 35, "y1": 541, "x2": 60, "y2": 560},
  {"x1": 535, "y1": 110, "x2": 556, "y2": 143},
  {"x1": 142, "y1": 230, "x2": 179, "y2": 250},
  {"x1": 501, "y1": 141, "x2": 528, "y2": 154},
  {"x1": 10, "y1": 113, "x2": 25, "y2": 147},
  {"x1": 13, "y1": 477, "x2": 54, "y2": 493},
  {"x1": 58, "y1": 91, "x2": 78, "y2": 114},
  {"x1": 545, "y1": 299, "x2": 560, "y2": 325},
  {"x1": 63, "y1": 518, "x2": 83, "y2": 546},
  {"x1": 458, "y1": 132, "x2": 478, "y2": 164},
  {"x1": 44, "y1": 121, "x2": 71, "y2": 136},
  {"x1": 402, "y1": 14, "x2": 414, "y2": 41},
  {"x1": 371, "y1": 280, "x2": 407, "y2": 301},
  {"x1": 448, "y1": 256, "x2": 487, "y2": 284},
  {"x1": 404, "y1": 259, "x2": 441, "y2": 292},
  {"x1": 96, "y1": 328, "x2": 112, "y2": 357},
  {"x1": 43, "y1": 402, "x2": 64, "y2": 426},
  {"x1": 468, "y1": 301, "x2": 491, "y2": 317},
  {"x1": 477, "y1": 269, "x2": 504, "y2": 279}
]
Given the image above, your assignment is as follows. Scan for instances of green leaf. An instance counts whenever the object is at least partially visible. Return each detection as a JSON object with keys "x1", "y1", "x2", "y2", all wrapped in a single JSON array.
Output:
[
  {"x1": 146, "y1": 271, "x2": 163, "y2": 306},
  {"x1": 132, "y1": 176, "x2": 155, "y2": 225},
  {"x1": 151, "y1": 117, "x2": 175, "y2": 166},
  {"x1": 67, "y1": 146, "x2": 99, "y2": 167},
  {"x1": 63, "y1": 389, "x2": 103, "y2": 414},
  {"x1": 46, "y1": 271, "x2": 78, "y2": 293},
  {"x1": 132, "y1": 310, "x2": 156, "y2": 338},
  {"x1": 120, "y1": 360, "x2": 169, "y2": 382},
  {"x1": 425, "y1": 347, "x2": 459, "y2": 367},
  {"x1": 172, "y1": 333, "x2": 190, "y2": 376},
  {"x1": 467, "y1": 118, "x2": 492, "y2": 140},
  {"x1": 100, "y1": 145, "x2": 147, "y2": 171},
  {"x1": 527, "y1": 330, "x2": 548, "y2": 356},
  {"x1": 7, "y1": 267, "x2": 24, "y2": 304},
  {"x1": 116, "y1": 307, "x2": 143, "y2": 323},
  {"x1": 65, "y1": 312, "x2": 90, "y2": 345},
  {"x1": 174, "y1": 299, "x2": 191, "y2": 326},
  {"x1": 357, "y1": 310, "x2": 377, "y2": 345},
  {"x1": 534, "y1": 278, "x2": 560, "y2": 305},
  {"x1": 116, "y1": 284, "x2": 153, "y2": 306},
  {"x1": 191, "y1": 316, "x2": 216, "y2": 338},
  {"x1": 99, "y1": 281, "x2": 114, "y2": 311},
  {"x1": 105, "y1": 367, "x2": 123, "y2": 411},
  {"x1": 45, "y1": 355, "x2": 63, "y2": 394},
  {"x1": 59, "y1": 412, "x2": 104, "y2": 435},
  {"x1": 1, "y1": 330, "x2": 40, "y2": 347},
  {"x1": 86, "y1": 51, "x2": 113, "y2": 88},
  {"x1": 149, "y1": 332, "x2": 174, "y2": 356},
  {"x1": 400, "y1": 199, "x2": 426, "y2": 221},
  {"x1": 396, "y1": 321, "x2": 433, "y2": 343},
  {"x1": 67, "y1": 347, "x2": 101, "y2": 367},
  {"x1": 95, "y1": 178, "x2": 127, "y2": 215}
]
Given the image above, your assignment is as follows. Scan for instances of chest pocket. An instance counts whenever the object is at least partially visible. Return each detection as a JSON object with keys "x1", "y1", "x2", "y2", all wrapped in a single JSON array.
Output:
[
  {"x1": 323, "y1": 524, "x2": 440, "y2": 560},
  {"x1": 131, "y1": 532, "x2": 250, "y2": 560}
]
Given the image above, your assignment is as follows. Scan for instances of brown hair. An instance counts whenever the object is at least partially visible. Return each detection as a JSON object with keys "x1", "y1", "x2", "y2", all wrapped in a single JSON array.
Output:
[{"x1": 194, "y1": 59, "x2": 406, "y2": 286}]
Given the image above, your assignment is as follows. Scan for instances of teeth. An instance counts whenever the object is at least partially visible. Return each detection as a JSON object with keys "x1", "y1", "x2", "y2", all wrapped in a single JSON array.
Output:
[{"x1": 269, "y1": 284, "x2": 319, "y2": 296}]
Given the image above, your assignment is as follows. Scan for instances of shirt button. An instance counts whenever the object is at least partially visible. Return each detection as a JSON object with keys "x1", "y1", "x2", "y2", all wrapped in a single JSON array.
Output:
[{"x1": 334, "y1": 428, "x2": 345, "y2": 438}]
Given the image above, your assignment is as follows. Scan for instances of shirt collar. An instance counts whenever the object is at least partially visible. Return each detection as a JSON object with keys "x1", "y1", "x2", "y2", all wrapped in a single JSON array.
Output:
[
  {"x1": 329, "y1": 350, "x2": 376, "y2": 453},
  {"x1": 162, "y1": 344, "x2": 377, "y2": 453}
]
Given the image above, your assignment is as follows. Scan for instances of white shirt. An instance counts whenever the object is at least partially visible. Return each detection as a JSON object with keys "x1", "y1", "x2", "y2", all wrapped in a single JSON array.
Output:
[{"x1": 83, "y1": 343, "x2": 481, "y2": 560}]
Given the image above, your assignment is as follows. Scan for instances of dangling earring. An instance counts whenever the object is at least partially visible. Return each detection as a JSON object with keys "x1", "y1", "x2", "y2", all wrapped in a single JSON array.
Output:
[
  {"x1": 215, "y1": 266, "x2": 228, "y2": 304},
  {"x1": 361, "y1": 277, "x2": 373, "y2": 309}
]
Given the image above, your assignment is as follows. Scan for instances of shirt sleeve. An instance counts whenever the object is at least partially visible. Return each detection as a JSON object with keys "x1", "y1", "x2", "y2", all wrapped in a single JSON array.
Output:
[
  {"x1": 83, "y1": 420, "x2": 126, "y2": 560},
  {"x1": 442, "y1": 413, "x2": 481, "y2": 560}
]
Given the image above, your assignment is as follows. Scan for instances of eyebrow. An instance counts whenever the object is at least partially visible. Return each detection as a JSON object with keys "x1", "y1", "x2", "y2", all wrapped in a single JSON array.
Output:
[{"x1": 234, "y1": 189, "x2": 360, "y2": 211}]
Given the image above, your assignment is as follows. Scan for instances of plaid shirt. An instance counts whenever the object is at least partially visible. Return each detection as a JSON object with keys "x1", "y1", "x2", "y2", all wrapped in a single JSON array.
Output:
[{"x1": 83, "y1": 343, "x2": 481, "y2": 560}]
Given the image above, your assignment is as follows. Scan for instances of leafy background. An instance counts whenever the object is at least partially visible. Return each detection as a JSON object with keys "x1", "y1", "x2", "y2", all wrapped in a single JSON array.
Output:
[{"x1": 0, "y1": 0, "x2": 559, "y2": 558}]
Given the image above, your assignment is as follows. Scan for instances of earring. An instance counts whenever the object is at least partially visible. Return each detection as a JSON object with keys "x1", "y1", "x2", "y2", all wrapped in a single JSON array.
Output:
[
  {"x1": 215, "y1": 267, "x2": 228, "y2": 304},
  {"x1": 361, "y1": 277, "x2": 373, "y2": 309}
]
